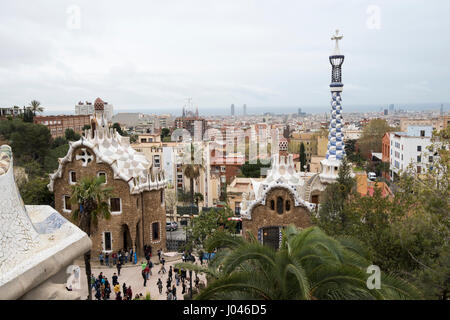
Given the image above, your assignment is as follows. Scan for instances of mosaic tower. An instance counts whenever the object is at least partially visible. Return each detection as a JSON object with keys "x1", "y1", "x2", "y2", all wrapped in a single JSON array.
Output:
[{"x1": 320, "y1": 30, "x2": 347, "y2": 183}]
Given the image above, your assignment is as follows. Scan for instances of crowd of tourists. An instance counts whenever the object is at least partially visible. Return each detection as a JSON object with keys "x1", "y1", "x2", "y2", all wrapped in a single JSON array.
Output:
[{"x1": 90, "y1": 247, "x2": 204, "y2": 300}]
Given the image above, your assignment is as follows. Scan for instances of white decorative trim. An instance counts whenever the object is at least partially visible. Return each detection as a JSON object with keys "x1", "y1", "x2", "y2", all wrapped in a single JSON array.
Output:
[{"x1": 47, "y1": 128, "x2": 168, "y2": 194}]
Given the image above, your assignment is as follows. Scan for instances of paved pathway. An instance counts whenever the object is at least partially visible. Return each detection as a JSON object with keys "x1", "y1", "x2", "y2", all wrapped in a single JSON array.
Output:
[{"x1": 77, "y1": 257, "x2": 207, "y2": 300}]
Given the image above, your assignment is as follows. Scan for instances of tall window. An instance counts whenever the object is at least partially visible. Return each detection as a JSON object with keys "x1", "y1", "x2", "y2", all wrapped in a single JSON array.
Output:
[
  {"x1": 285, "y1": 200, "x2": 291, "y2": 211},
  {"x1": 277, "y1": 197, "x2": 283, "y2": 214},
  {"x1": 160, "y1": 190, "x2": 164, "y2": 205},
  {"x1": 152, "y1": 222, "x2": 160, "y2": 241},
  {"x1": 270, "y1": 200, "x2": 275, "y2": 210},
  {"x1": 417, "y1": 155, "x2": 421, "y2": 163},
  {"x1": 64, "y1": 195, "x2": 71, "y2": 211},
  {"x1": 69, "y1": 171, "x2": 77, "y2": 184},
  {"x1": 110, "y1": 198, "x2": 121, "y2": 213},
  {"x1": 98, "y1": 172, "x2": 107, "y2": 183},
  {"x1": 417, "y1": 146, "x2": 422, "y2": 152},
  {"x1": 104, "y1": 232, "x2": 112, "y2": 251}
]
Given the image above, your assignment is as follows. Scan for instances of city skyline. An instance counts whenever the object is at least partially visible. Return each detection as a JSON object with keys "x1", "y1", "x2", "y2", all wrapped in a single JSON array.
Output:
[{"x1": 1, "y1": 1, "x2": 450, "y2": 113}]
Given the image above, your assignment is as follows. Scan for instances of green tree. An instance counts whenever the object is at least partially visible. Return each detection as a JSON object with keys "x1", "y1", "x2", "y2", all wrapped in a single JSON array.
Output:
[
  {"x1": 315, "y1": 128, "x2": 450, "y2": 299},
  {"x1": 187, "y1": 206, "x2": 237, "y2": 250},
  {"x1": 51, "y1": 136, "x2": 67, "y2": 149},
  {"x1": 183, "y1": 143, "x2": 203, "y2": 204},
  {"x1": 240, "y1": 160, "x2": 270, "y2": 178},
  {"x1": 194, "y1": 192, "x2": 204, "y2": 207},
  {"x1": 177, "y1": 226, "x2": 421, "y2": 300},
  {"x1": 82, "y1": 124, "x2": 91, "y2": 131},
  {"x1": 29, "y1": 100, "x2": 44, "y2": 115},
  {"x1": 358, "y1": 119, "x2": 396, "y2": 159},
  {"x1": 9, "y1": 122, "x2": 52, "y2": 164},
  {"x1": 22, "y1": 108, "x2": 34, "y2": 122},
  {"x1": 69, "y1": 176, "x2": 113, "y2": 300},
  {"x1": 161, "y1": 128, "x2": 170, "y2": 140},
  {"x1": 65, "y1": 128, "x2": 81, "y2": 141},
  {"x1": 19, "y1": 178, "x2": 54, "y2": 206},
  {"x1": 299, "y1": 142, "x2": 307, "y2": 172},
  {"x1": 112, "y1": 123, "x2": 123, "y2": 135},
  {"x1": 43, "y1": 143, "x2": 70, "y2": 173}
]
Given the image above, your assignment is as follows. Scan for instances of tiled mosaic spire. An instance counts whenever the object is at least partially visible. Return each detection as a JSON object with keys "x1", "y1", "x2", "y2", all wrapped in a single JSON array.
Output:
[{"x1": 326, "y1": 30, "x2": 345, "y2": 161}]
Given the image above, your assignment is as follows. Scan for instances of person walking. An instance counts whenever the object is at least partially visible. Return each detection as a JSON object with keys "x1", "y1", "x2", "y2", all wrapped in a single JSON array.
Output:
[
  {"x1": 175, "y1": 273, "x2": 180, "y2": 286},
  {"x1": 124, "y1": 251, "x2": 129, "y2": 264},
  {"x1": 144, "y1": 264, "x2": 150, "y2": 280},
  {"x1": 142, "y1": 269, "x2": 147, "y2": 287},
  {"x1": 112, "y1": 252, "x2": 117, "y2": 265},
  {"x1": 195, "y1": 276, "x2": 200, "y2": 289},
  {"x1": 168, "y1": 266, "x2": 173, "y2": 281},
  {"x1": 112, "y1": 273, "x2": 118, "y2": 286},
  {"x1": 114, "y1": 283, "x2": 120, "y2": 297},
  {"x1": 129, "y1": 248, "x2": 133, "y2": 263},
  {"x1": 116, "y1": 291, "x2": 122, "y2": 300},
  {"x1": 182, "y1": 280, "x2": 186, "y2": 295},
  {"x1": 158, "y1": 263, "x2": 166, "y2": 274},
  {"x1": 161, "y1": 257, "x2": 166, "y2": 266},
  {"x1": 99, "y1": 253, "x2": 104, "y2": 266},
  {"x1": 122, "y1": 283, "x2": 127, "y2": 297},
  {"x1": 116, "y1": 261, "x2": 122, "y2": 276},
  {"x1": 157, "y1": 249, "x2": 161, "y2": 262},
  {"x1": 167, "y1": 289, "x2": 173, "y2": 300},
  {"x1": 148, "y1": 260, "x2": 153, "y2": 276},
  {"x1": 157, "y1": 278, "x2": 163, "y2": 294},
  {"x1": 126, "y1": 286, "x2": 132, "y2": 300},
  {"x1": 105, "y1": 253, "x2": 110, "y2": 267},
  {"x1": 172, "y1": 285, "x2": 177, "y2": 300}
]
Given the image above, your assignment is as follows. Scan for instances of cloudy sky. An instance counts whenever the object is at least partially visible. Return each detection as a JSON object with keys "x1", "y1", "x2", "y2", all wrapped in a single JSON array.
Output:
[{"x1": 0, "y1": 0, "x2": 449, "y2": 114}]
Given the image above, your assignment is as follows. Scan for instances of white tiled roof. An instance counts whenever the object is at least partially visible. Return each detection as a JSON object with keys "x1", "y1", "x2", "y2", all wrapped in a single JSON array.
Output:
[{"x1": 48, "y1": 127, "x2": 167, "y2": 194}]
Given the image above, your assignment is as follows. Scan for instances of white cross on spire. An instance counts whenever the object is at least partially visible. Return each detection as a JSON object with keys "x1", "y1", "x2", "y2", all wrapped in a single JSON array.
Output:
[{"x1": 331, "y1": 29, "x2": 343, "y2": 55}]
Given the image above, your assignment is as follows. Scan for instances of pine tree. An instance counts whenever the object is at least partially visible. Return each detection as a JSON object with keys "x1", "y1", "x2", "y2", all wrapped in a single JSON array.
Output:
[{"x1": 299, "y1": 142, "x2": 307, "y2": 171}]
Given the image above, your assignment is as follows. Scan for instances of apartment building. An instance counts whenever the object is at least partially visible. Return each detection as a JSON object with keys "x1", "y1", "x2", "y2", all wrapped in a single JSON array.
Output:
[
  {"x1": 389, "y1": 126, "x2": 434, "y2": 181},
  {"x1": 33, "y1": 114, "x2": 91, "y2": 138}
]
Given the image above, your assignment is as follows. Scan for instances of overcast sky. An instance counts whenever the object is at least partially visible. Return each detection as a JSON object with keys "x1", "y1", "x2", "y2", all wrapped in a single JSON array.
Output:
[{"x1": 0, "y1": 0, "x2": 449, "y2": 114}]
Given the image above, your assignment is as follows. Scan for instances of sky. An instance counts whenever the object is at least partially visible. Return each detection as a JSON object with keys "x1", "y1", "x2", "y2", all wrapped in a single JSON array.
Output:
[{"x1": 0, "y1": 0, "x2": 449, "y2": 115}]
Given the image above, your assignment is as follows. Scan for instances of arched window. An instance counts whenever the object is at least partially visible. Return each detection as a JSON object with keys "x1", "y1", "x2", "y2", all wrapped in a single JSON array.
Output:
[
  {"x1": 285, "y1": 200, "x2": 291, "y2": 211},
  {"x1": 277, "y1": 197, "x2": 283, "y2": 214},
  {"x1": 270, "y1": 200, "x2": 275, "y2": 210}
]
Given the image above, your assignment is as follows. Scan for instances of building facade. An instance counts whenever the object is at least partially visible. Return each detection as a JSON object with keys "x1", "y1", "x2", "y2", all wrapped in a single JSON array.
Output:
[
  {"x1": 48, "y1": 100, "x2": 167, "y2": 257},
  {"x1": 34, "y1": 114, "x2": 91, "y2": 138},
  {"x1": 389, "y1": 126, "x2": 434, "y2": 181},
  {"x1": 240, "y1": 155, "x2": 315, "y2": 249}
]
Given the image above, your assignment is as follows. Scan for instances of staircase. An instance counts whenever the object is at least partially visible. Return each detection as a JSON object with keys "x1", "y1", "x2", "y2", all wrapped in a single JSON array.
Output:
[{"x1": 304, "y1": 173, "x2": 320, "y2": 202}]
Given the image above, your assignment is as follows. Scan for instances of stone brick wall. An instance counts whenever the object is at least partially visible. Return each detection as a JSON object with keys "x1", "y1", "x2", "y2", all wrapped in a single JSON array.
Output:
[
  {"x1": 53, "y1": 145, "x2": 166, "y2": 258},
  {"x1": 242, "y1": 187, "x2": 312, "y2": 240}
]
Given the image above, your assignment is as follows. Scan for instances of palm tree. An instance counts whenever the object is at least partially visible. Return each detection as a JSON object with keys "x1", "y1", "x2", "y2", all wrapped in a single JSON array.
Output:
[
  {"x1": 70, "y1": 175, "x2": 113, "y2": 300},
  {"x1": 176, "y1": 226, "x2": 422, "y2": 300},
  {"x1": 194, "y1": 192, "x2": 204, "y2": 207},
  {"x1": 29, "y1": 100, "x2": 44, "y2": 115},
  {"x1": 183, "y1": 143, "x2": 203, "y2": 204}
]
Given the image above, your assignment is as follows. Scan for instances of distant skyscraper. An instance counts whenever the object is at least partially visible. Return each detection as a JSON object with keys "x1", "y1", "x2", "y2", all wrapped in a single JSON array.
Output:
[
  {"x1": 389, "y1": 104, "x2": 394, "y2": 112},
  {"x1": 298, "y1": 108, "x2": 302, "y2": 115},
  {"x1": 231, "y1": 104, "x2": 235, "y2": 116},
  {"x1": 440, "y1": 104, "x2": 444, "y2": 116},
  {"x1": 243, "y1": 104, "x2": 247, "y2": 116},
  {"x1": 384, "y1": 109, "x2": 388, "y2": 115}
]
